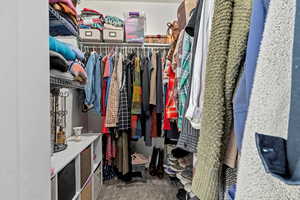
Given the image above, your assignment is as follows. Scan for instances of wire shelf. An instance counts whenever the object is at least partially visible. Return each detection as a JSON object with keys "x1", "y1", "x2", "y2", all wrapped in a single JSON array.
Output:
[{"x1": 50, "y1": 74, "x2": 85, "y2": 90}]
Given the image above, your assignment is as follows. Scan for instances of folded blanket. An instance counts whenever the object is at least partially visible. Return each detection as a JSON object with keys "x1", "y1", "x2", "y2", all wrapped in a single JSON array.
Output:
[
  {"x1": 49, "y1": 7, "x2": 78, "y2": 36},
  {"x1": 52, "y1": 3, "x2": 77, "y2": 25},
  {"x1": 50, "y1": 51, "x2": 69, "y2": 72},
  {"x1": 79, "y1": 10, "x2": 105, "y2": 30},
  {"x1": 105, "y1": 15, "x2": 124, "y2": 27},
  {"x1": 49, "y1": 0, "x2": 77, "y2": 15},
  {"x1": 49, "y1": 36, "x2": 76, "y2": 60},
  {"x1": 104, "y1": 23, "x2": 123, "y2": 30},
  {"x1": 82, "y1": 8, "x2": 102, "y2": 16},
  {"x1": 69, "y1": 62, "x2": 88, "y2": 84}
]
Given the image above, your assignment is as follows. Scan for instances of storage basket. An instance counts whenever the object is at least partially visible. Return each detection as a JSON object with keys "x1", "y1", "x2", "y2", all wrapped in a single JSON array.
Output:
[
  {"x1": 103, "y1": 28, "x2": 124, "y2": 43},
  {"x1": 79, "y1": 29, "x2": 102, "y2": 42}
]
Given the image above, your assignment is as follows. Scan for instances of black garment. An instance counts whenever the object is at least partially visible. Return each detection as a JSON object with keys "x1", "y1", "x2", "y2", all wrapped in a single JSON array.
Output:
[
  {"x1": 125, "y1": 59, "x2": 133, "y2": 112},
  {"x1": 156, "y1": 51, "x2": 164, "y2": 114},
  {"x1": 141, "y1": 57, "x2": 152, "y2": 146},
  {"x1": 50, "y1": 51, "x2": 69, "y2": 72},
  {"x1": 165, "y1": 121, "x2": 180, "y2": 140},
  {"x1": 141, "y1": 57, "x2": 151, "y2": 116},
  {"x1": 185, "y1": 0, "x2": 203, "y2": 37}
]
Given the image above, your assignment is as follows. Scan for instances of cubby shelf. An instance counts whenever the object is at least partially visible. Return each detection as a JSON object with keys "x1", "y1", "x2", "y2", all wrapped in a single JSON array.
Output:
[{"x1": 51, "y1": 133, "x2": 103, "y2": 200}]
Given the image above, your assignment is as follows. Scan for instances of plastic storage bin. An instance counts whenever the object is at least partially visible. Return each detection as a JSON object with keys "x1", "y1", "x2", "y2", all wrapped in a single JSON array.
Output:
[{"x1": 125, "y1": 13, "x2": 145, "y2": 43}]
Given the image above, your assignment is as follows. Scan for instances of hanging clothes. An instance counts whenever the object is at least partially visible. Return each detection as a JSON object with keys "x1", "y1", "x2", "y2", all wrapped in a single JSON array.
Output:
[
  {"x1": 165, "y1": 60, "x2": 178, "y2": 120},
  {"x1": 149, "y1": 52, "x2": 157, "y2": 105},
  {"x1": 177, "y1": 0, "x2": 203, "y2": 153},
  {"x1": 177, "y1": 32, "x2": 193, "y2": 130},
  {"x1": 185, "y1": 0, "x2": 214, "y2": 129},
  {"x1": 84, "y1": 52, "x2": 102, "y2": 114},
  {"x1": 191, "y1": 0, "x2": 234, "y2": 198},
  {"x1": 117, "y1": 60, "x2": 131, "y2": 131},
  {"x1": 233, "y1": 0, "x2": 270, "y2": 152},
  {"x1": 156, "y1": 51, "x2": 164, "y2": 114},
  {"x1": 131, "y1": 57, "x2": 142, "y2": 115},
  {"x1": 106, "y1": 53, "x2": 123, "y2": 127},
  {"x1": 141, "y1": 56, "x2": 153, "y2": 146}
]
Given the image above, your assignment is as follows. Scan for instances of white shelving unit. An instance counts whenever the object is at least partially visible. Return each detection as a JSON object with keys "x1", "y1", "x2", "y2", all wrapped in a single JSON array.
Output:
[{"x1": 51, "y1": 133, "x2": 103, "y2": 200}]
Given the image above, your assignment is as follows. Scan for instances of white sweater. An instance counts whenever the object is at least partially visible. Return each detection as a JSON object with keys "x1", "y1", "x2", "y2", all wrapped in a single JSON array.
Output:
[{"x1": 236, "y1": 0, "x2": 300, "y2": 199}]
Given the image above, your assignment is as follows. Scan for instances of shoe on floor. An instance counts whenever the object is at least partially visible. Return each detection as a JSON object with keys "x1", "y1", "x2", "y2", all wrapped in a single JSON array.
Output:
[
  {"x1": 168, "y1": 159, "x2": 178, "y2": 166},
  {"x1": 170, "y1": 163, "x2": 185, "y2": 173},
  {"x1": 181, "y1": 167, "x2": 193, "y2": 181},
  {"x1": 164, "y1": 167, "x2": 176, "y2": 176},
  {"x1": 156, "y1": 149, "x2": 164, "y2": 179},
  {"x1": 178, "y1": 154, "x2": 193, "y2": 168},
  {"x1": 132, "y1": 153, "x2": 149, "y2": 165},
  {"x1": 149, "y1": 147, "x2": 159, "y2": 176},
  {"x1": 189, "y1": 193, "x2": 200, "y2": 200},
  {"x1": 176, "y1": 188, "x2": 187, "y2": 200},
  {"x1": 176, "y1": 173, "x2": 192, "y2": 185},
  {"x1": 167, "y1": 154, "x2": 178, "y2": 162},
  {"x1": 184, "y1": 183, "x2": 192, "y2": 193},
  {"x1": 171, "y1": 148, "x2": 190, "y2": 159}
]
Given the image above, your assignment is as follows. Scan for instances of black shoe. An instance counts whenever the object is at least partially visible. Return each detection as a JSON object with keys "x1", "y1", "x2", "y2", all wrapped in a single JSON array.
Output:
[
  {"x1": 176, "y1": 188, "x2": 187, "y2": 200},
  {"x1": 171, "y1": 148, "x2": 190, "y2": 159},
  {"x1": 149, "y1": 147, "x2": 159, "y2": 176},
  {"x1": 156, "y1": 149, "x2": 164, "y2": 179}
]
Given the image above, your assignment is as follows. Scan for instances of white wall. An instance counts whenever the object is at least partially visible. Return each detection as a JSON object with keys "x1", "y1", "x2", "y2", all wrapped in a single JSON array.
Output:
[
  {"x1": 0, "y1": 0, "x2": 50, "y2": 199},
  {"x1": 78, "y1": 0, "x2": 179, "y2": 35}
]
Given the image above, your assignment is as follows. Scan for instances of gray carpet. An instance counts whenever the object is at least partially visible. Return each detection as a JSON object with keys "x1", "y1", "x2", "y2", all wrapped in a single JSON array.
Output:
[{"x1": 97, "y1": 176, "x2": 178, "y2": 200}]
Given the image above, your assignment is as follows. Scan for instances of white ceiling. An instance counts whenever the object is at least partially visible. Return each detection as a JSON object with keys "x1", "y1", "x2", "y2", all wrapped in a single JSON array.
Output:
[{"x1": 84, "y1": 0, "x2": 180, "y2": 2}]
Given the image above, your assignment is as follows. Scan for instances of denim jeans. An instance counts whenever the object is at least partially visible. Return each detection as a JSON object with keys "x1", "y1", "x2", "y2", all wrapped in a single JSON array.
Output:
[{"x1": 84, "y1": 52, "x2": 102, "y2": 114}]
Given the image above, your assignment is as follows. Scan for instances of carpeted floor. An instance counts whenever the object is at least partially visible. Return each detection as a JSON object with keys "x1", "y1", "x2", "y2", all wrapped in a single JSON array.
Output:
[{"x1": 97, "y1": 175, "x2": 178, "y2": 200}]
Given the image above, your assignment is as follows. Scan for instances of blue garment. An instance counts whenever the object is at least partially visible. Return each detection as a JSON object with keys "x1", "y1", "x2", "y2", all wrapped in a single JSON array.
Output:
[
  {"x1": 227, "y1": 184, "x2": 236, "y2": 200},
  {"x1": 66, "y1": 43, "x2": 85, "y2": 61},
  {"x1": 233, "y1": 0, "x2": 270, "y2": 151},
  {"x1": 94, "y1": 55, "x2": 103, "y2": 114},
  {"x1": 84, "y1": 52, "x2": 102, "y2": 114},
  {"x1": 49, "y1": 36, "x2": 76, "y2": 61}
]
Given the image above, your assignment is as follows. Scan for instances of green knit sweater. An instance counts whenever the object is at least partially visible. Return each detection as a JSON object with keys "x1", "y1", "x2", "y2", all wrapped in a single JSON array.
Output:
[{"x1": 191, "y1": 0, "x2": 252, "y2": 199}]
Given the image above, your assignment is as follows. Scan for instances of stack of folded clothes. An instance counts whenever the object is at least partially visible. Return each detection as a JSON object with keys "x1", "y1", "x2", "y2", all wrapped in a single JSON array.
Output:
[
  {"x1": 104, "y1": 15, "x2": 124, "y2": 29},
  {"x1": 79, "y1": 8, "x2": 105, "y2": 30},
  {"x1": 49, "y1": 0, "x2": 79, "y2": 36},
  {"x1": 164, "y1": 146, "x2": 199, "y2": 200},
  {"x1": 49, "y1": 36, "x2": 87, "y2": 84}
]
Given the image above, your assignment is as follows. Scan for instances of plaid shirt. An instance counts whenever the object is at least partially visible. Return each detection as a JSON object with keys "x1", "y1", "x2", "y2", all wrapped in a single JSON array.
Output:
[
  {"x1": 117, "y1": 64, "x2": 131, "y2": 130},
  {"x1": 178, "y1": 33, "x2": 193, "y2": 130}
]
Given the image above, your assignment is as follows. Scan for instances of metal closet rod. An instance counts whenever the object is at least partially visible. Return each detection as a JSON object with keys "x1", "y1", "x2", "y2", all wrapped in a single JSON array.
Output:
[{"x1": 79, "y1": 42, "x2": 171, "y2": 48}]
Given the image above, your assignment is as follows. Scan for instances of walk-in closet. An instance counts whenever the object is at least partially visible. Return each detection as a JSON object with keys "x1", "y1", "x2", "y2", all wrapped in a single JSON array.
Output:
[{"x1": 2, "y1": 0, "x2": 300, "y2": 200}]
